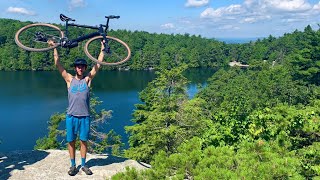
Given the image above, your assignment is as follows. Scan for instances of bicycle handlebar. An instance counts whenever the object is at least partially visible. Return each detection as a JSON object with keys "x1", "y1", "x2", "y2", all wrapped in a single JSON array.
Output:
[{"x1": 105, "y1": 15, "x2": 120, "y2": 19}]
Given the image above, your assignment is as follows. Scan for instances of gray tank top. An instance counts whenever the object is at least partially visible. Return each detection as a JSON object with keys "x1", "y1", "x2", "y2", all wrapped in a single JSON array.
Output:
[{"x1": 67, "y1": 78, "x2": 90, "y2": 116}]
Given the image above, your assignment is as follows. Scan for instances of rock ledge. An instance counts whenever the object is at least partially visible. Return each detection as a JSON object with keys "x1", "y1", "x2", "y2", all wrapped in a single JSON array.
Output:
[{"x1": 0, "y1": 149, "x2": 148, "y2": 180}]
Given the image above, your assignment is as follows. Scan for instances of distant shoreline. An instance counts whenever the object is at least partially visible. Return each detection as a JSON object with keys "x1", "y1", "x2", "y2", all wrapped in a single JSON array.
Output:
[{"x1": 216, "y1": 37, "x2": 265, "y2": 44}]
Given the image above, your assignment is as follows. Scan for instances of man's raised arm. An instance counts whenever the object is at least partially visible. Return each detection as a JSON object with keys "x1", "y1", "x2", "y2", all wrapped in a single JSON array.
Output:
[
  {"x1": 49, "y1": 40, "x2": 72, "y2": 85},
  {"x1": 88, "y1": 42, "x2": 104, "y2": 81}
]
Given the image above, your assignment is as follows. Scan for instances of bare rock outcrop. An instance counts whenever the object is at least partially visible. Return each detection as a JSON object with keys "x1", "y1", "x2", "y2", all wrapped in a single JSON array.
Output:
[{"x1": 0, "y1": 149, "x2": 148, "y2": 180}]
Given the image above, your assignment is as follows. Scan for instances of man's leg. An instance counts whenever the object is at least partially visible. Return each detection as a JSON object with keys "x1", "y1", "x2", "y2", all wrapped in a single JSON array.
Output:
[
  {"x1": 68, "y1": 141, "x2": 76, "y2": 165},
  {"x1": 67, "y1": 141, "x2": 78, "y2": 176},
  {"x1": 80, "y1": 140, "x2": 92, "y2": 175},
  {"x1": 80, "y1": 140, "x2": 87, "y2": 167},
  {"x1": 79, "y1": 116, "x2": 92, "y2": 175},
  {"x1": 66, "y1": 115, "x2": 78, "y2": 176}
]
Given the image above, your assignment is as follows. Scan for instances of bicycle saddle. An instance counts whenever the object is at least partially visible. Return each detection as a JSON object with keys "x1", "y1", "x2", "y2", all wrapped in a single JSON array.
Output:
[{"x1": 60, "y1": 14, "x2": 75, "y2": 22}]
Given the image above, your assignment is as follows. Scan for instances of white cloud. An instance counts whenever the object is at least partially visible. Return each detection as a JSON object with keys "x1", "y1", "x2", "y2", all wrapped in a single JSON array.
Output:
[
  {"x1": 6, "y1": 7, "x2": 36, "y2": 16},
  {"x1": 69, "y1": 0, "x2": 86, "y2": 10},
  {"x1": 180, "y1": 19, "x2": 192, "y2": 24},
  {"x1": 312, "y1": 2, "x2": 320, "y2": 10},
  {"x1": 161, "y1": 23, "x2": 175, "y2": 29},
  {"x1": 165, "y1": 0, "x2": 320, "y2": 38},
  {"x1": 201, "y1": 4, "x2": 244, "y2": 18},
  {"x1": 240, "y1": 15, "x2": 271, "y2": 24},
  {"x1": 208, "y1": 0, "x2": 317, "y2": 37},
  {"x1": 218, "y1": 25, "x2": 240, "y2": 30},
  {"x1": 200, "y1": 0, "x2": 317, "y2": 24},
  {"x1": 243, "y1": 0, "x2": 313, "y2": 13},
  {"x1": 264, "y1": 0, "x2": 312, "y2": 12},
  {"x1": 241, "y1": 17, "x2": 256, "y2": 23},
  {"x1": 282, "y1": 18, "x2": 303, "y2": 23},
  {"x1": 185, "y1": 0, "x2": 209, "y2": 7}
]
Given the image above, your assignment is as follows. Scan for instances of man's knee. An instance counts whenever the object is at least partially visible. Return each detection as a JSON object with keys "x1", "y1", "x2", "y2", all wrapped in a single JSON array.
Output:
[
  {"x1": 69, "y1": 140, "x2": 76, "y2": 146},
  {"x1": 80, "y1": 140, "x2": 87, "y2": 146}
]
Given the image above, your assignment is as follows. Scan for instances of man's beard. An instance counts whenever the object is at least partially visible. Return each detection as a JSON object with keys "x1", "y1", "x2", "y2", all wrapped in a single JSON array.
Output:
[{"x1": 76, "y1": 71, "x2": 83, "y2": 76}]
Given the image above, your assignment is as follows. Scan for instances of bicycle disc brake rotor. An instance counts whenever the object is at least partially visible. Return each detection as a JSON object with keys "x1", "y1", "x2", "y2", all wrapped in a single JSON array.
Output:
[{"x1": 34, "y1": 32, "x2": 48, "y2": 43}]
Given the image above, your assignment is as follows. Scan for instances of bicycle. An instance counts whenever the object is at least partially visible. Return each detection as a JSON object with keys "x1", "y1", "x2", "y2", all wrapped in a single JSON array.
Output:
[{"x1": 15, "y1": 14, "x2": 131, "y2": 65}]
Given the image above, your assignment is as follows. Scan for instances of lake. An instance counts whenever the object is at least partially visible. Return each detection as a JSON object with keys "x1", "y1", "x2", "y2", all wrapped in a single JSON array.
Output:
[{"x1": 0, "y1": 68, "x2": 215, "y2": 152}]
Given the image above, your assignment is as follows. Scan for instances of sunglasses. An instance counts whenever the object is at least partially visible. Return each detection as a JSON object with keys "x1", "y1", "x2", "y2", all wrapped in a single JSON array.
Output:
[{"x1": 75, "y1": 64, "x2": 87, "y2": 68}]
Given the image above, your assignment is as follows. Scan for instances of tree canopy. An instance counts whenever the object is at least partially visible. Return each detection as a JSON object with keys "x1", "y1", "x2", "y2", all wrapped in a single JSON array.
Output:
[{"x1": 3, "y1": 17, "x2": 320, "y2": 179}]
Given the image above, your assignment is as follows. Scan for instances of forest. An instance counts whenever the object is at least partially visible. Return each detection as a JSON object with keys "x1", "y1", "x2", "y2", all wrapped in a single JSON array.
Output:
[{"x1": 2, "y1": 18, "x2": 320, "y2": 179}]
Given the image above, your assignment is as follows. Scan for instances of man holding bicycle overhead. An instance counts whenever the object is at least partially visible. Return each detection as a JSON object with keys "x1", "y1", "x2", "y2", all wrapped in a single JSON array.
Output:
[{"x1": 48, "y1": 40, "x2": 104, "y2": 176}]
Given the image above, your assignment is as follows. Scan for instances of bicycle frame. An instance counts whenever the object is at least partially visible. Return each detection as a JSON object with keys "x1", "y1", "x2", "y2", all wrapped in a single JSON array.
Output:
[
  {"x1": 15, "y1": 14, "x2": 130, "y2": 65},
  {"x1": 67, "y1": 23, "x2": 101, "y2": 40},
  {"x1": 61, "y1": 19, "x2": 110, "y2": 51}
]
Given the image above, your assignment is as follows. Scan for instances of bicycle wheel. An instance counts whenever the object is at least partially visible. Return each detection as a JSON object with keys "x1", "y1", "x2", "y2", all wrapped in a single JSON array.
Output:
[
  {"x1": 84, "y1": 36, "x2": 131, "y2": 66},
  {"x1": 15, "y1": 23, "x2": 64, "y2": 52}
]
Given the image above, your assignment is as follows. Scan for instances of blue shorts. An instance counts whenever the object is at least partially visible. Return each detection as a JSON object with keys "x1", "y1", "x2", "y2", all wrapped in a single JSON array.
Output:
[{"x1": 66, "y1": 114, "x2": 90, "y2": 142}]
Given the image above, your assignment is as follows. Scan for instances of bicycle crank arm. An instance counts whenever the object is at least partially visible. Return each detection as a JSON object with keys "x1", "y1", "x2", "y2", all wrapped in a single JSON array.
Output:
[{"x1": 61, "y1": 40, "x2": 78, "y2": 48}]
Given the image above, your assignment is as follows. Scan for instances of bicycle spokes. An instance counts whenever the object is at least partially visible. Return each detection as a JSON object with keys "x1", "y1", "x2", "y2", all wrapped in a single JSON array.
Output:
[
  {"x1": 86, "y1": 37, "x2": 128, "y2": 64},
  {"x1": 18, "y1": 25, "x2": 61, "y2": 49}
]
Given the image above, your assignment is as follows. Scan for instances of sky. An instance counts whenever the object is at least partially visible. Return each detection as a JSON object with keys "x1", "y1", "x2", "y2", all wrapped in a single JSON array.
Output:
[{"x1": 1, "y1": 0, "x2": 320, "y2": 39}]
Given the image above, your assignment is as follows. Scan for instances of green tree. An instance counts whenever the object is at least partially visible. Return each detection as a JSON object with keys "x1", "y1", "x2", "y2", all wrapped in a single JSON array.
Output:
[
  {"x1": 125, "y1": 65, "x2": 195, "y2": 163},
  {"x1": 35, "y1": 91, "x2": 123, "y2": 155},
  {"x1": 113, "y1": 138, "x2": 304, "y2": 179}
]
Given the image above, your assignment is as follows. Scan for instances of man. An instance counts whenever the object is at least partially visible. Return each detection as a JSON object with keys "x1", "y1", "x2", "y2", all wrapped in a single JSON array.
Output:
[{"x1": 49, "y1": 40, "x2": 104, "y2": 176}]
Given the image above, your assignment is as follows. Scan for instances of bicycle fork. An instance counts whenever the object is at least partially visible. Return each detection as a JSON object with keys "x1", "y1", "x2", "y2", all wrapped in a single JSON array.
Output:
[
  {"x1": 102, "y1": 40, "x2": 110, "y2": 54},
  {"x1": 101, "y1": 29, "x2": 111, "y2": 54}
]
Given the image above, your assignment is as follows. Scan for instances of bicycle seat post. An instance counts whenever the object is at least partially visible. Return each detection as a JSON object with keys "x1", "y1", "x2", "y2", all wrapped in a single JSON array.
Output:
[
  {"x1": 59, "y1": 14, "x2": 75, "y2": 38},
  {"x1": 65, "y1": 20, "x2": 69, "y2": 38},
  {"x1": 105, "y1": 18, "x2": 110, "y2": 31}
]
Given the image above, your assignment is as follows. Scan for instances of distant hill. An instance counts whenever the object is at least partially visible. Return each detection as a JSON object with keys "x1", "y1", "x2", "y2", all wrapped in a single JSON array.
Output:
[{"x1": 216, "y1": 37, "x2": 264, "y2": 44}]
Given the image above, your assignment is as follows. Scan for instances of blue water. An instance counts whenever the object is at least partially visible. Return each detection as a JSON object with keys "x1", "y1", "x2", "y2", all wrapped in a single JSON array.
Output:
[{"x1": 0, "y1": 69, "x2": 215, "y2": 152}]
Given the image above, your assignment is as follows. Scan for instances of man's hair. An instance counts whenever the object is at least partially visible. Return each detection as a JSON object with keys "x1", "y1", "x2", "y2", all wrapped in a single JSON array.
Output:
[{"x1": 73, "y1": 58, "x2": 87, "y2": 67}]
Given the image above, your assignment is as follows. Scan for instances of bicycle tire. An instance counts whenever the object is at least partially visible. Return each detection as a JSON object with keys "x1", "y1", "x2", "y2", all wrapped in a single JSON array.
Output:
[
  {"x1": 15, "y1": 23, "x2": 64, "y2": 52},
  {"x1": 84, "y1": 36, "x2": 131, "y2": 66}
]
